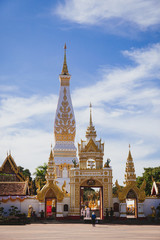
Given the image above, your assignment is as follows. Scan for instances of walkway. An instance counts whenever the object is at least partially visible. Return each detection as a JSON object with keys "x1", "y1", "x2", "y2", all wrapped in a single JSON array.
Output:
[{"x1": 0, "y1": 223, "x2": 160, "y2": 240}]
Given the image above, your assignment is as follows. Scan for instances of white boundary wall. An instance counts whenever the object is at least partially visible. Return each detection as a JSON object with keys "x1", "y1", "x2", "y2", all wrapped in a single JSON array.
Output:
[
  {"x1": 0, "y1": 198, "x2": 40, "y2": 216},
  {"x1": 0, "y1": 196, "x2": 70, "y2": 217},
  {"x1": 143, "y1": 197, "x2": 160, "y2": 216}
]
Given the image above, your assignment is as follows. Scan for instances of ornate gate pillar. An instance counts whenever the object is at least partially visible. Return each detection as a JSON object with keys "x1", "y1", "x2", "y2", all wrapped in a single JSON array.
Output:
[
  {"x1": 120, "y1": 202, "x2": 127, "y2": 218},
  {"x1": 138, "y1": 202, "x2": 145, "y2": 218},
  {"x1": 56, "y1": 202, "x2": 63, "y2": 218},
  {"x1": 39, "y1": 202, "x2": 45, "y2": 212}
]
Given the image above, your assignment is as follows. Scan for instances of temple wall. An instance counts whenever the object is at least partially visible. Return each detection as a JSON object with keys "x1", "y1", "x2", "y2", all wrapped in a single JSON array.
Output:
[
  {"x1": 112, "y1": 197, "x2": 120, "y2": 217},
  {"x1": 0, "y1": 197, "x2": 70, "y2": 218},
  {"x1": 0, "y1": 198, "x2": 40, "y2": 216},
  {"x1": 143, "y1": 197, "x2": 160, "y2": 216}
]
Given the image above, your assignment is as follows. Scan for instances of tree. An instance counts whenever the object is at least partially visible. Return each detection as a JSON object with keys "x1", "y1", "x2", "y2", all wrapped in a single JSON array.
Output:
[
  {"x1": 112, "y1": 184, "x2": 123, "y2": 195},
  {"x1": 33, "y1": 163, "x2": 47, "y2": 189},
  {"x1": 18, "y1": 166, "x2": 32, "y2": 181},
  {"x1": 136, "y1": 167, "x2": 160, "y2": 196}
]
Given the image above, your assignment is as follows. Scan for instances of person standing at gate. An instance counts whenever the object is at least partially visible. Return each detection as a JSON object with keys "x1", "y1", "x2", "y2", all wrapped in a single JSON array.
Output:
[
  {"x1": 110, "y1": 207, "x2": 114, "y2": 221},
  {"x1": 81, "y1": 207, "x2": 85, "y2": 220},
  {"x1": 105, "y1": 208, "x2": 109, "y2": 220},
  {"x1": 91, "y1": 212, "x2": 96, "y2": 227}
]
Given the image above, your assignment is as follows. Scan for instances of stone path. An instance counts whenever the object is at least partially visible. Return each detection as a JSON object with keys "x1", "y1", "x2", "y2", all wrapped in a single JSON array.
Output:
[{"x1": 0, "y1": 223, "x2": 160, "y2": 240}]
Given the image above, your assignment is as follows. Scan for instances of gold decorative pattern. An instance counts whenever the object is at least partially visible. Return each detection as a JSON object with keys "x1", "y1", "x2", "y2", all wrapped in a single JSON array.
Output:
[
  {"x1": 115, "y1": 179, "x2": 146, "y2": 203},
  {"x1": 37, "y1": 181, "x2": 64, "y2": 202},
  {"x1": 59, "y1": 163, "x2": 72, "y2": 170},
  {"x1": 54, "y1": 88, "x2": 75, "y2": 141}
]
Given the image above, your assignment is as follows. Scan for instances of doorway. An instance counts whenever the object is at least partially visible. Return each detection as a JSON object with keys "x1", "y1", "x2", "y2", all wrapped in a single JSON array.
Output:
[
  {"x1": 45, "y1": 198, "x2": 56, "y2": 219},
  {"x1": 126, "y1": 189, "x2": 137, "y2": 218},
  {"x1": 80, "y1": 186, "x2": 103, "y2": 219}
]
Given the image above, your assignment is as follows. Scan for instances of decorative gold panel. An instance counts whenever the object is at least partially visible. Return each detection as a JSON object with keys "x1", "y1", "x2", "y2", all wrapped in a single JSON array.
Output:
[{"x1": 55, "y1": 87, "x2": 75, "y2": 141}]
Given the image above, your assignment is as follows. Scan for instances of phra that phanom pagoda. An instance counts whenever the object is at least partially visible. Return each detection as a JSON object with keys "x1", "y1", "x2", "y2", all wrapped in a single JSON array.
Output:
[{"x1": 53, "y1": 43, "x2": 77, "y2": 192}]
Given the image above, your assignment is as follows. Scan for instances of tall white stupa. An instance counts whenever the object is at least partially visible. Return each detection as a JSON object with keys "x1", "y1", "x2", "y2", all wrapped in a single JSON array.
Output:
[{"x1": 53, "y1": 44, "x2": 77, "y2": 192}]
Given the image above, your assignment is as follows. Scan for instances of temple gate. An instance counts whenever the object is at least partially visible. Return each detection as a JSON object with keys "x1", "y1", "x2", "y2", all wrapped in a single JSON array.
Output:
[{"x1": 69, "y1": 105, "x2": 112, "y2": 219}]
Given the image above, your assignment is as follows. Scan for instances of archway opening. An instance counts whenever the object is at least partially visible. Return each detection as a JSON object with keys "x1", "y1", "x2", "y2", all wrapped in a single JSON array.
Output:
[
  {"x1": 87, "y1": 159, "x2": 96, "y2": 169},
  {"x1": 80, "y1": 185, "x2": 103, "y2": 219},
  {"x1": 126, "y1": 189, "x2": 137, "y2": 218},
  {"x1": 45, "y1": 189, "x2": 57, "y2": 219}
]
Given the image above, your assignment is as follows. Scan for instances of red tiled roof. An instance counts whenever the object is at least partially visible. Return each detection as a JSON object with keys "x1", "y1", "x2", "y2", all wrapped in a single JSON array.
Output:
[{"x1": 0, "y1": 182, "x2": 29, "y2": 196}]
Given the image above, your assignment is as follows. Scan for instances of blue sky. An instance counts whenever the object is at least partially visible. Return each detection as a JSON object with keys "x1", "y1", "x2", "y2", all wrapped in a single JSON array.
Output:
[{"x1": 0, "y1": 0, "x2": 160, "y2": 184}]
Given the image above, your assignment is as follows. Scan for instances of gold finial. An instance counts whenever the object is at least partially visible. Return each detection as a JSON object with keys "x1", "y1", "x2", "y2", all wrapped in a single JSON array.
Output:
[
  {"x1": 89, "y1": 103, "x2": 93, "y2": 126},
  {"x1": 129, "y1": 144, "x2": 131, "y2": 149},
  {"x1": 49, "y1": 148, "x2": 54, "y2": 160},
  {"x1": 61, "y1": 43, "x2": 69, "y2": 75}
]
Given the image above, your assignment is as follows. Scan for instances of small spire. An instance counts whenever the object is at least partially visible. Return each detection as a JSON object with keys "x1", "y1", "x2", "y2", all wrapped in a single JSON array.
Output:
[
  {"x1": 89, "y1": 103, "x2": 93, "y2": 126},
  {"x1": 49, "y1": 146, "x2": 54, "y2": 160},
  {"x1": 125, "y1": 145, "x2": 136, "y2": 184},
  {"x1": 127, "y1": 144, "x2": 132, "y2": 160},
  {"x1": 61, "y1": 43, "x2": 69, "y2": 75},
  {"x1": 86, "y1": 103, "x2": 97, "y2": 139}
]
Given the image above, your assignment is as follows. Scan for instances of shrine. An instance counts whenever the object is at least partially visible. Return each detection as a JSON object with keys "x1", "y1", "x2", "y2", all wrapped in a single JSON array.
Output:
[{"x1": 70, "y1": 104, "x2": 112, "y2": 219}]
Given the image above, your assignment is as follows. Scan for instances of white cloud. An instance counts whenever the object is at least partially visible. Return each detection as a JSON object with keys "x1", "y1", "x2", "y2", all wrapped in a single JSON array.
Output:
[
  {"x1": 0, "y1": 94, "x2": 58, "y2": 173},
  {"x1": 55, "y1": 0, "x2": 160, "y2": 30},
  {"x1": 0, "y1": 95, "x2": 58, "y2": 128}
]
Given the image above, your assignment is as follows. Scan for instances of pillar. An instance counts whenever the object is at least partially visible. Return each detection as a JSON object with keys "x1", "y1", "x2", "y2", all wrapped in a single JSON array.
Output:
[
  {"x1": 138, "y1": 202, "x2": 145, "y2": 218},
  {"x1": 39, "y1": 202, "x2": 45, "y2": 212},
  {"x1": 56, "y1": 202, "x2": 63, "y2": 218},
  {"x1": 120, "y1": 202, "x2": 127, "y2": 218}
]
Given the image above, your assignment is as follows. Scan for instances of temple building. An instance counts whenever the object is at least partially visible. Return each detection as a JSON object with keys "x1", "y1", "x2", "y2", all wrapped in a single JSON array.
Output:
[
  {"x1": 70, "y1": 104, "x2": 112, "y2": 219},
  {"x1": 113, "y1": 146, "x2": 146, "y2": 218},
  {"x1": 0, "y1": 45, "x2": 160, "y2": 220}
]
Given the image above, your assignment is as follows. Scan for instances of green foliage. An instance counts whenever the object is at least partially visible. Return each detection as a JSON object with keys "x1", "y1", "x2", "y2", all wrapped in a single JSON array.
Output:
[
  {"x1": 112, "y1": 184, "x2": 123, "y2": 195},
  {"x1": 0, "y1": 206, "x2": 5, "y2": 217},
  {"x1": 34, "y1": 163, "x2": 47, "y2": 188},
  {"x1": 18, "y1": 166, "x2": 32, "y2": 181},
  {"x1": 136, "y1": 166, "x2": 160, "y2": 196},
  {"x1": 8, "y1": 206, "x2": 20, "y2": 216}
]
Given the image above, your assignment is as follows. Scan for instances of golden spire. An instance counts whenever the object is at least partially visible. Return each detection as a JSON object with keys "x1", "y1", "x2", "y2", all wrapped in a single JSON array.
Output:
[
  {"x1": 61, "y1": 43, "x2": 69, "y2": 75},
  {"x1": 49, "y1": 148, "x2": 54, "y2": 160},
  {"x1": 46, "y1": 147, "x2": 56, "y2": 182},
  {"x1": 124, "y1": 145, "x2": 136, "y2": 185},
  {"x1": 86, "y1": 103, "x2": 97, "y2": 139},
  {"x1": 89, "y1": 103, "x2": 93, "y2": 126}
]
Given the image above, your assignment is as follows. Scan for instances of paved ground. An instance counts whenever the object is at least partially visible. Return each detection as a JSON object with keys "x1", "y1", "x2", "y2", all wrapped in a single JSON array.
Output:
[{"x1": 0, "y1": 223, "x2": 160, "y2": 240}]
